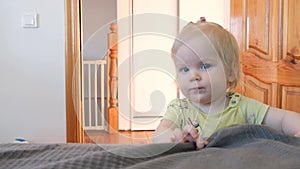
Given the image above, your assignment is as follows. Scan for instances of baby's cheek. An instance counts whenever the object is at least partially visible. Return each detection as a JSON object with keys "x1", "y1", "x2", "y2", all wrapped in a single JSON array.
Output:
[{"x1": 177, "y1": 80, "x2": 188, "y2": 90}]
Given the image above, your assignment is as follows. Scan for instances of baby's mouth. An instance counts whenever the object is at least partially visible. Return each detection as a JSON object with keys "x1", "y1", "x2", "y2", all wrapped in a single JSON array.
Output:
[{"x1": 190, "y1": 87, "x2": 205, "y2": 93}]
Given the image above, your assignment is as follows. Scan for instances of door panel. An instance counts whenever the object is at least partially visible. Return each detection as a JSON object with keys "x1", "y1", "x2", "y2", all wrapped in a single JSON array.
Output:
[
  {"x1": 230, "y1": 0, "x2": 246, "y2": 52},
  {"x1": 247, "y1": 0, "x2": 280, "y2": 61},
  {"x1": 244, "y1": 75, "x2": 272, "y2": 105},
  {"x1": 281, "y1": 86, "x2": 300, "y2": 112},
  {"x1": 286, "y1": 0, "x2": 300, "y2": 62}
]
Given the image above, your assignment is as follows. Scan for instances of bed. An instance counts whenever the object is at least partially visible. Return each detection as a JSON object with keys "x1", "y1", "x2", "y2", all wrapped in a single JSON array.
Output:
[{"x1": 1, "y1": 125, "x2": 300, "y2": 169}]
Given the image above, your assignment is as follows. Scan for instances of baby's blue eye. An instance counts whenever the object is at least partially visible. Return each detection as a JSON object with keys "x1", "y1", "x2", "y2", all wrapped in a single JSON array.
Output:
[
  {"x1": 182, "y1": 67, "x2": 189, "y2": 73},
  {"x1": 200, "y1": 64, "x2": 211, "y2": 70}
]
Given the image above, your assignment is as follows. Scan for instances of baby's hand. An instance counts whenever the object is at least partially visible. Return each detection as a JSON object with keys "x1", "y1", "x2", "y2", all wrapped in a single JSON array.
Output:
[
  {"x1": 171, "y1": 125, "x2": 208, "y2": 149},
  {"x1": 294, "y1": 132, "x2": 300, "y2": 137},
  {"x1": 195, "y1": 135, "x2": 209, "y2": 149},
  {"x1": 171, "y1": 125, "x2": 197, "y2": 142}
]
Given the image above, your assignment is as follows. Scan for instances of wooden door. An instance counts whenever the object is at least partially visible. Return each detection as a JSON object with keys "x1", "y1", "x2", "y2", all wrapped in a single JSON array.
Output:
[
  {"x1": 230, "y1": 0, "x2": 300, "y2": 113},
  {"x1": 280, "y1": 0, "x2": 300, "y2": 112}
]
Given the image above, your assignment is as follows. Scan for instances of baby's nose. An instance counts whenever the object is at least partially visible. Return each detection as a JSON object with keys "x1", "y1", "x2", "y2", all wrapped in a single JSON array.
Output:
[{"x1": 191, "y1": 71, "x2": 201, "y2": 81}]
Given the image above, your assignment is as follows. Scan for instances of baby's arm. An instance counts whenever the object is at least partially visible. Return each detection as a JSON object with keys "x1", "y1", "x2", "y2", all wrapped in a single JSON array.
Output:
[
  {"x1": 263, "y1": 106, "x2": 300, "y2": 137},
  {"x1": 153, "y1": 119, "x2": 177, "y2": 143}
]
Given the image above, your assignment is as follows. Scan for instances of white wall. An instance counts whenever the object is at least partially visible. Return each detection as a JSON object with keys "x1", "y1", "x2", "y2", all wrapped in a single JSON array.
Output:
[
  {"x1": 179, "y1": 0, "x2": 230, "y2": 29},
  {"x1": 0, "y1": 0, "x2": 66, "y2": 143},
  {"x1": 82, "y1": 0, "x2": 116, "y2": 60}
]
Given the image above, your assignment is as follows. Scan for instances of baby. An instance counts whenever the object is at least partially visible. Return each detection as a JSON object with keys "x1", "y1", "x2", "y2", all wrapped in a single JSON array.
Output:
[{"x1": 153, "y1": 18, "x2": 300, "y2": 149}]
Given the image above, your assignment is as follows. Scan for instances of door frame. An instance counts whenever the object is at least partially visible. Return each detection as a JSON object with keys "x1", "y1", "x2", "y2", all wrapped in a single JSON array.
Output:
[{"x1": 65, "y1": 0, "x2": 83, "y2": 143}]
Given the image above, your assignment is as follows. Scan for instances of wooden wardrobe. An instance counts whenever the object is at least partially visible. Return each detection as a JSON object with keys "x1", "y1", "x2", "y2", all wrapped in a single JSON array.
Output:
[{"x1": 230, "y1": 0, "x2": 300, "y2": 113}]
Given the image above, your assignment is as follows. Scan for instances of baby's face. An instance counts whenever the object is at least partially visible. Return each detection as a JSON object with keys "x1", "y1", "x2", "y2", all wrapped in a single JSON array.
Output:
[{"x1": 173, "y1": 38, "x2": 228, "y2": 105}]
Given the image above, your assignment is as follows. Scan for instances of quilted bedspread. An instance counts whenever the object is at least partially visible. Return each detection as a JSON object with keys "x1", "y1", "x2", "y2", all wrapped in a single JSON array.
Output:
[{"x1": 1, "y1": 125, "x2": 300, "y2": 169}]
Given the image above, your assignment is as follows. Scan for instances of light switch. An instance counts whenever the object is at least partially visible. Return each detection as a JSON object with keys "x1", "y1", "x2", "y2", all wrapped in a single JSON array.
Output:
[{"x1": 22, "y1": 13, "x2": 38, "y2": 28}]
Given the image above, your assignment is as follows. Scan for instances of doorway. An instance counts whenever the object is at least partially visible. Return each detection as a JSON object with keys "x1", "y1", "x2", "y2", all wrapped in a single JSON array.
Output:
[
  {"x1": 65, "y1": 0, "x2": 117, "y2": 142},
  {"x1": 81, "y1": 0, "x2": 117, "y2": 131}
]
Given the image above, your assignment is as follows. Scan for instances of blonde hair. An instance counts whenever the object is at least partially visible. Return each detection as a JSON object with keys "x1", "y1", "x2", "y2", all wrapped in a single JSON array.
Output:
[{"x1": 171, "y1": 21, "x2": 240, "y2": 91}]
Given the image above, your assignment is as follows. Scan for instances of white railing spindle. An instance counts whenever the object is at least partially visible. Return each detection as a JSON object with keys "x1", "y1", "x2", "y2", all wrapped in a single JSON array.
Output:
[{"x1": 83, "y1": 60, "x2": 107, "y2": 130}]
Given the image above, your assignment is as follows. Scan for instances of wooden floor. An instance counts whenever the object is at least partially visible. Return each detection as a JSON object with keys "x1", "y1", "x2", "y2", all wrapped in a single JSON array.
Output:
[{"x1": 84, "y1": 130, "x2": 155, "y2": 144}]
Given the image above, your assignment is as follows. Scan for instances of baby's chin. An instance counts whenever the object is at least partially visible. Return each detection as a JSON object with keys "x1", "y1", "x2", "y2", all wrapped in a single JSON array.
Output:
[{"x1": 187, "y1": 95, "x2": 212, "y2": 105}]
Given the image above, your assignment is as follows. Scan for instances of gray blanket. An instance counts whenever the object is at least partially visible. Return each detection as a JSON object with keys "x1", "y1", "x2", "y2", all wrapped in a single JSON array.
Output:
[{"x1": 1, "y1": 125, "x2": 300, "y2": 169}]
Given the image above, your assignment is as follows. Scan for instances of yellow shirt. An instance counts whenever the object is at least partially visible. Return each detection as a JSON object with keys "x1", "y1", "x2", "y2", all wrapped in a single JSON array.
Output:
[{"x1": 163, "y1": 92, "x2": 269, "y2": 138}]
